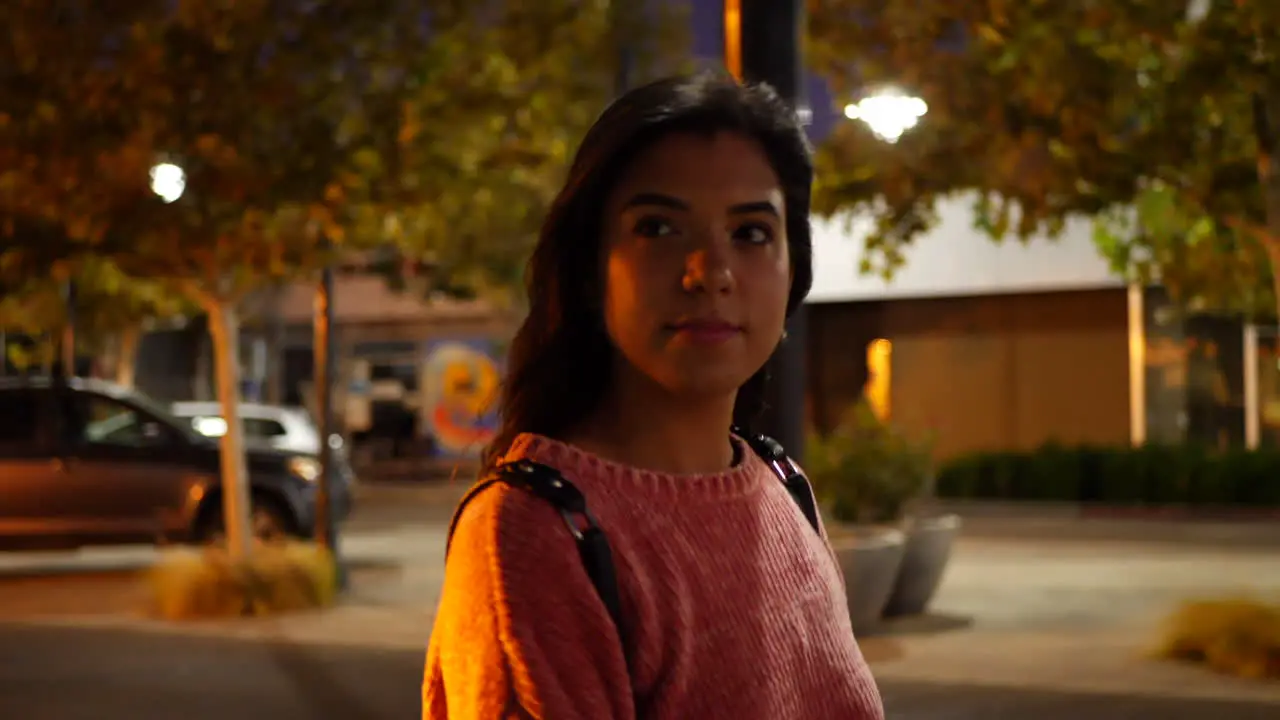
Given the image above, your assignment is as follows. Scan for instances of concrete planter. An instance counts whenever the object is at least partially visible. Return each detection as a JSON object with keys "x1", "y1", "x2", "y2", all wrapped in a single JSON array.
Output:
[
  {"x1": 883, "y1": 513, "x2": 961, "y2": 618},
  {"x1": 830, "y1": 527, "x2": 907, "y2": 634}
]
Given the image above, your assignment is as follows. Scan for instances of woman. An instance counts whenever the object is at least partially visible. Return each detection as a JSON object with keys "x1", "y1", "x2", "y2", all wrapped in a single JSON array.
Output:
[{"x1": 423, "y1": 72, "x2": 884, "y2": 720}]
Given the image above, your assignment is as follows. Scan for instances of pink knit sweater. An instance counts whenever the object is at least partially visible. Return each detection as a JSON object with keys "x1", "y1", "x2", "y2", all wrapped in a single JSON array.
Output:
[{"x1": 423, "y1": 433, "x2": 884, "y2": 719}]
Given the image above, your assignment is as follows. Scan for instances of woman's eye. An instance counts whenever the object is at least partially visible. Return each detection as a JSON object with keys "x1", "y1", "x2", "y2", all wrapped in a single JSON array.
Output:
[
  {"x1": 734, "y1": 223, "x2": 773, "y2": 245},
  {"x1": 633, "y1": 216, "x2": 676, "y2": 238}
]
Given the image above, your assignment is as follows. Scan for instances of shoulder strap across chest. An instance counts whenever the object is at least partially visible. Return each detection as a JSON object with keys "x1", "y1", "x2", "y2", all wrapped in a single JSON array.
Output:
[
  {"x1": 731, "y1": 427, "x2": 822, "y2": 535},
  {"x1": 444, "y1": 432, "x2": 819, "y2": 646},
  {"x1": 446, "y1": 458, "x2": 626, "y2": 635}
]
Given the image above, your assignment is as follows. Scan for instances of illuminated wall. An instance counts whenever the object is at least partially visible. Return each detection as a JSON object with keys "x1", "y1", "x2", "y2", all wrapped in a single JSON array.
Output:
[
  {"x1": 808, "y1": 194, "x2": 1123, "y2": 304},
  {"x1": 864, "y1": 338, "x2": 891, "y2": 421}
]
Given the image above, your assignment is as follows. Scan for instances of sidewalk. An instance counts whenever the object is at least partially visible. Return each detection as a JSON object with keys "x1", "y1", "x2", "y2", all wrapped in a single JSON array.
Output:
[
  {"x1": 0, "y1": 528, "x2": 446, "y2": 636},
  {"x1": 0, "y1": 528, "x2": 446, "y2": 584},
  {"x1": 862, "y1": 536, "x2": 1280, "y2": 704},
  {"x1": 863, "y1": 626, "x2": 1280, "y2": 705},
  {"x1": 5, "y1": 525, "x2": 1280, "y2": 707}
]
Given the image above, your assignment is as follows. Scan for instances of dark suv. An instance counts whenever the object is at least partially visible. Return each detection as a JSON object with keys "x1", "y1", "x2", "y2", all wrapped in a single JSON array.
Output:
[{"x1": 0, "y1": 377, "x2": 352, "y2": 551}]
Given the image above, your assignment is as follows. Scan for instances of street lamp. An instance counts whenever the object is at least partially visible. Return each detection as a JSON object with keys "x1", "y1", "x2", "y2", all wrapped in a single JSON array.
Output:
[
  {"x1": 844, "y1": 89, "x2": 929, "y2": 143},
  {"x1": 150, "y1": 162, "x2": 186, "y2": 203},
  {"x1": 1186, "y1": 0, "x2": 1209, "y2": 24}
]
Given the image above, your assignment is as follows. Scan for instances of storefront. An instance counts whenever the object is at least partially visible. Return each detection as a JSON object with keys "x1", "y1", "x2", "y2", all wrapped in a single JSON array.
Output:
[
  {"x1": 807, "y1": 196, "x2": 1280, "y2": 459},
  {"x1": 806, "y1": 196, "x2": 1131, "y2": 460},
  {"x1": 1136, "y1": 286, "x2": 1280, "y2": 451}
]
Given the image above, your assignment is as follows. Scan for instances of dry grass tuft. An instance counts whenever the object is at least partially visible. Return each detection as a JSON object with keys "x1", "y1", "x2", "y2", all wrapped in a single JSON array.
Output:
[
  {"x1": 1154, "y1": 597, "x2": 1280, "y2": 681},
  {"x1": 148, "y1": 541, "x2": 337, "y2": 620}
]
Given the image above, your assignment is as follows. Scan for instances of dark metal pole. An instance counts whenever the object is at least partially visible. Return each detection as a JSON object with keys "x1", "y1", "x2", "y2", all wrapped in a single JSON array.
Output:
[
  {"x1": 738, "y1": 0, "x2": 809, "y2": 464},
  {"x1": 612, "y1": 0, "x2": 634, "y2": 95},
  {"x1": 60, "y1": 280, "x2": 76, "y2": 378},
  {"x1": 314, "y1": 262, "x2": 347, "y2": 590},
  {"x1": 266, "y1": 285, "x2": 285, "y2": 405}
]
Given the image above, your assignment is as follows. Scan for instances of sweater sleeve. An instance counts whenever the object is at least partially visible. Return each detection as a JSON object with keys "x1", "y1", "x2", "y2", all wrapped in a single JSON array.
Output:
[{"x1": 423, "y1": 483, "x2": 635, "y2": 720}]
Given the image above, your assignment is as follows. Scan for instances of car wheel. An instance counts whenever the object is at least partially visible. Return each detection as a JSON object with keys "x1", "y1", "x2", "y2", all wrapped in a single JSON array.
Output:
[{"x1": 195, "y1": 495, "x2": 295, "y2": 545}]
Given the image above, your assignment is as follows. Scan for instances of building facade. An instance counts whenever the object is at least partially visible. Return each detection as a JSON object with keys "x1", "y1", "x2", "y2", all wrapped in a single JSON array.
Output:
[
  {"x1": 804, "y1": 197, "x2": 1135, "y2": 460},
  {"x1": 805, "y1": 196, "x2": 1278, "y2": 460}
]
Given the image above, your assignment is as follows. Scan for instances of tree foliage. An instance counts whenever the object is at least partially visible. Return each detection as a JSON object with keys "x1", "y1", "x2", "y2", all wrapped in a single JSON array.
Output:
[
  {"x1": 0, "y1": 0, "x2": 689, "y2": 556},
  {"x1": 809, "y1": 0, "x2": 1280, "y2": 318},
  {"x1": 0, "y1": 0, "x2": 689, "y2": 304},
  {"x1": 0, "y1": 255, "x2": 186, "y2": 362}
]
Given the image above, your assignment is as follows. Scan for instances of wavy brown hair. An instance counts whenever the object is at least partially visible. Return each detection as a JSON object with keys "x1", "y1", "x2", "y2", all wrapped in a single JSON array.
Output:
[{"x1": 484, "y1": 72, "x2": 814, "y2": 470}]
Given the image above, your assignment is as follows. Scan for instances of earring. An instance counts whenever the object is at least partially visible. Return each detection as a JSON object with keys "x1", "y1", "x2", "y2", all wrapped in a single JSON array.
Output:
[{"x1": 781, "y1": 329, "x2": 789, "y2": 342}]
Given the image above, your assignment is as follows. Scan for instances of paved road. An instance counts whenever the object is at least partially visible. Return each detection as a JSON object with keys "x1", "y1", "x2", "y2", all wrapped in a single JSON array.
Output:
[
  {"x1": 3, "y1": 623, "x2": 1277, "y2": 720},
  {"x1": 1, "y1": 622, "x2": 420, "y2": 720}
]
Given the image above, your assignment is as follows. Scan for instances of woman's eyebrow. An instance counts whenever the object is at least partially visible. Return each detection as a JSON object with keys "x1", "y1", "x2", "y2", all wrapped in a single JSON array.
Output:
[
  {"x1": 622, "y1": 193, "x2": 780, "y2": 218},
  {"x1": 727, "y1": 200, "x2": 780, "y2": 217},
  {"x1": 622, "y1": 191, "x2": 688, "y2": 211}
]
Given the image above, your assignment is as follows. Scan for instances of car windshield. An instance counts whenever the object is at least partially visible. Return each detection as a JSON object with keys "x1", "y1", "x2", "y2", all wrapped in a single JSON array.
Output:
[
  {"x1": 127, "y1": 390, "x2": 189, "y2": 426},
  {"x1": 85, "y1": 387, "x2": 202, "y2": 444}
]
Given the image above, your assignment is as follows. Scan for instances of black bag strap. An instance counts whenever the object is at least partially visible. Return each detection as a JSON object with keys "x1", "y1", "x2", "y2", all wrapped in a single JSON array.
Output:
[
  {"x1": 444, "y1": 432, "x2": 816, "y2": 675},
  {"x1": 731, "y1": 427, "x2": 822, "y2": 535},
  {"x1": 446, "y1": 459, "x2": 628, "y2": 644}
]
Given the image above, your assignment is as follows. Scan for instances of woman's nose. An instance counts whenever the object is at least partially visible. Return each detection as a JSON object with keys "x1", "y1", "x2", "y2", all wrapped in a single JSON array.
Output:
[{"x1": 681, "y1": 238, "x2": 734, "y2": 294}]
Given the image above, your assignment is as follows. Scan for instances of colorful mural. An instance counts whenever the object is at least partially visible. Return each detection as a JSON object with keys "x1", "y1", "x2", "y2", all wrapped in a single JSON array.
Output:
[{"x1": 422, "y1": 338, "x2": 503, "y2": 458}]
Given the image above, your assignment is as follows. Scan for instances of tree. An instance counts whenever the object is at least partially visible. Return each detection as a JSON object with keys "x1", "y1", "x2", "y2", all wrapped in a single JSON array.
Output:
[
  {"x1": 0, "y1": 254, "x2": 185, "y2": 383},
  {"x1": 354, "y1": 3, "x2": 690, "y2": 306},
  {"x1": 808, "y1": 0, "x2": 1280, "y2": 318},
  {"x1": 1, "y1": 0, "x2": 688, "y2": 557}
]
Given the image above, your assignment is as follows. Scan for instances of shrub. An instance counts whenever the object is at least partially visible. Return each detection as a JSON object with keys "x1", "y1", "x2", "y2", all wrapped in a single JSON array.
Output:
[
  {"x1": 935, "y1": 443, "x2": 1280, "y2": 507},
  {"x1": 807, "y1": 401, "x2": 933, "y2": 524},
  {"x1": 1155, "y1": 597, "x2": 1280, "y2": 681},
  {"x1": 148, "y1": 541, "x2": 337, "y2": 620}
]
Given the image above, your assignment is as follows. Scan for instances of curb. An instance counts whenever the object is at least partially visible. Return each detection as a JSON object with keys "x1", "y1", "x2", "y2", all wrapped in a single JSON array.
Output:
[
  {"x1": 862, "y1": 629, "x2": 1280, "y2": 706},
  {"x1": 936, "y1": 502, "x2": 1280, "y2": 548}
]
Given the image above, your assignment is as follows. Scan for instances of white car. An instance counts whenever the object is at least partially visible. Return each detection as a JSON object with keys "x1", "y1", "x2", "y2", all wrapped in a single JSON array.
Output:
[{"x1": 169, "y1": 402, "x2": 353, "y2": 483}]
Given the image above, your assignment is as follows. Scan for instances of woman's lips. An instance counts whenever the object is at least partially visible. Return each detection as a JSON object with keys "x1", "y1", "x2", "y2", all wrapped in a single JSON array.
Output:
[{"x1": 669, "y1": 320, "x2": 744, "y2": 344}]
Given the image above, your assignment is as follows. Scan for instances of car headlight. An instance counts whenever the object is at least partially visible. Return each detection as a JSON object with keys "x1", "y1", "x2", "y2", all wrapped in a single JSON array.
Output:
[
  {"x1": 288, "y1": 456, "x2": 322, "y2": 483},
  {"x1": 192, "y1": 416, "x2": 228, "y2": 437}
]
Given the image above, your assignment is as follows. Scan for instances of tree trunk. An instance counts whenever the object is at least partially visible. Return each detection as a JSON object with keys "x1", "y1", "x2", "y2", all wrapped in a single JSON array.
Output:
[
  {"x1": 115, "y1": 324, "x2": 141, "y2": 388},
  {"x1": 1258, "y1": 87, "x2": 1280, "y2": 321},
  {"x1": 205, "y1": 299, "x2": 255, "y2": 561},
  {"x1": 1268, "y1": 240, "x2": 1280, "y2": 321}
]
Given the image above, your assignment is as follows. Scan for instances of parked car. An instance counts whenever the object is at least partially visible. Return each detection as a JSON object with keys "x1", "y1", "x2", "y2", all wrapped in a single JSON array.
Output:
[
  {"x1": 169, "y1": 400, "x2": 356, "y2": 485},
  {"x1": 0, "y1": 377, "x2": 352, "y2": 551}
]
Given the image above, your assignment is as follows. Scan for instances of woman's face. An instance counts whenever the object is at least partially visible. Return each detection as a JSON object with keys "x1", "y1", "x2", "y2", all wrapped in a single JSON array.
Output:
[{"x1": 600, "y1": 131, "x2": 792, "y2": 400}]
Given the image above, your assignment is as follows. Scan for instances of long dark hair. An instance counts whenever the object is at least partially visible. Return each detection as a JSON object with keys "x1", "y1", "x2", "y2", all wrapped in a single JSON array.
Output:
[{"x1": 484, "y1": 72, "x2": 814, "y2": 469}]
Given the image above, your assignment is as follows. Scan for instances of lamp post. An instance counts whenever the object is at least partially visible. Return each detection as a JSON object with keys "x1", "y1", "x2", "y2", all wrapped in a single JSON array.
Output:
[
  {"x1": 314, "y1": 253, "x2": 346, "y2": 590},
  {"x1": 60, "y1": 280, "x2": 76, "y2": 378},
  {"x1": 726, "y1": 0, "x2": 809, "y2": 463},
  {"x1": 611, "y1": 0, "x2": 634, "y2": 95}
]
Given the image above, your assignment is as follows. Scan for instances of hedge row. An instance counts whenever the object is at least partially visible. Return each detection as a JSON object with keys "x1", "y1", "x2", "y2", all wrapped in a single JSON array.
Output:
[{"x1": 935, "y1": 444, "x2": 1280, "y2": 506}]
